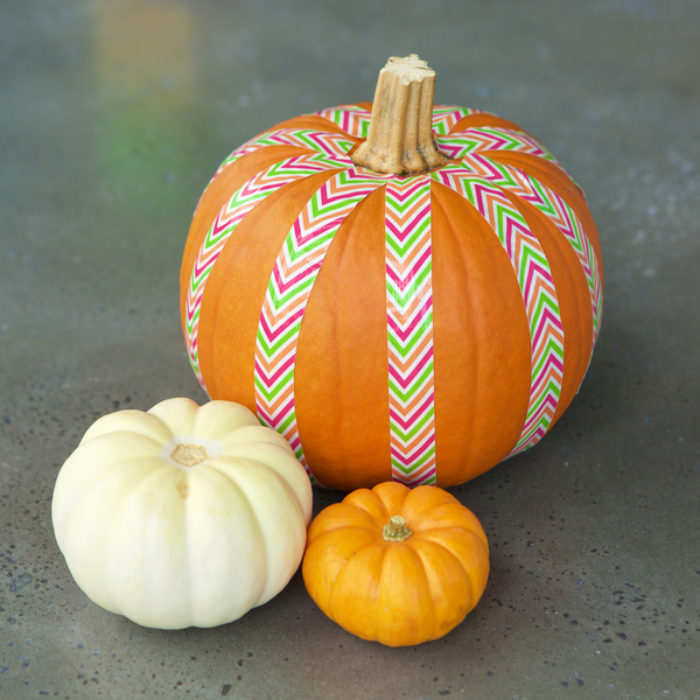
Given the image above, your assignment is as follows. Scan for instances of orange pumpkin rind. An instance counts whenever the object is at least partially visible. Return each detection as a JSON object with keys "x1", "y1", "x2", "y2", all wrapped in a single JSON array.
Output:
[
  {"x1": 302, "y1": 482, "x2": 489, "y2": 647},
  {"x1": 180, "y1": 54, "x2": 603, "y2": 490}
]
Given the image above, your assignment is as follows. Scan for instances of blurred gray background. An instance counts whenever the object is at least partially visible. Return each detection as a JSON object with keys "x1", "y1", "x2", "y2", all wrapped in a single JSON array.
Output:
[{"x1": 1, "y1": 1, "x2": 698, "y2": 697}]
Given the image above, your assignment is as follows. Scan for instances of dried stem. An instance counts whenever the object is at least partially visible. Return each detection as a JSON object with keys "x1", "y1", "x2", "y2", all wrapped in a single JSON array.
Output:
[{"x1": 352, "y1": 54, "x2": 448, "y2": 175}]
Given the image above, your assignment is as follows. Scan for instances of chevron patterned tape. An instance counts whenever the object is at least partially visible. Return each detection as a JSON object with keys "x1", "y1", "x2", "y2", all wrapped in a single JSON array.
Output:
[
  {"x1": 215, "y1": 128, "x2": 355, "y2": 173},
  {"x1": 185, "y1": 133, "x2": 355, "y2": 389},
  {"x1": 433, "y1": 166, "x2": 564, "y2": 455},
  {"x1": 316, "y1": 105, "x2": 479, "y2": 139},
  {"x1": 193, "y1": 128, "x2": 356, "y2": 205},
  {"x1": 436, "y1": 126, "x2": 556, "y2": 162},
  {"x1": 200, "y1": 129, "x2": 296, "y2": 197},
  {"x1": 254, "y1": 168, "x2": 385, "y2": 472},
  {"x1": 384, "y1": 177, "x2": 437, "y2": 485},
  {"x1": 316, "y1": 105, "x2": 372, "y2": 139},
  {"x1": 506, "y1": 168, "x2": 602, "y2": 343},
  {"x1": 437, "y1": 144, "x2": 602, "y2": 344},
  {"x1": 431, "y1": 106, "x2": 480, "y2": 135}
]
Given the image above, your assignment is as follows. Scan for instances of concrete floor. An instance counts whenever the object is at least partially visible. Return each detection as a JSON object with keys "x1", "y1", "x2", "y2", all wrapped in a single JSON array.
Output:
[{"x1": 1, "y1": 1, "x2": 698, "y2": 698}]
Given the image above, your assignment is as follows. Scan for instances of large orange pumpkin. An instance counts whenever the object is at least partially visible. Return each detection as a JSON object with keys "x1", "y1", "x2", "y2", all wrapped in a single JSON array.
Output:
[{"x1": 179, "y1": 55, "x2": 603, "y2": 490}]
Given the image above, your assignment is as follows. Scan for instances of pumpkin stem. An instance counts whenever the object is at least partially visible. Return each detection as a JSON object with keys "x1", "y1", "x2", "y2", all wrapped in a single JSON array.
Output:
[
  {"x1": 171, "y1": 443, "x2": 207, "y2": 467},
  {"x1": 351, "y1": 54, "x2": 448, "y2": 175},
  {"x1": 382, "y1": 515, "x2": 413, "y2": 542}
]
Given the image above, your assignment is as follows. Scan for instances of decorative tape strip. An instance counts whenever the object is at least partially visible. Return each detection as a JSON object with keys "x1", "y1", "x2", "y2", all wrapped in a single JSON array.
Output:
[
  {"x1": 254, "y1": 169, "x2": 385, "y2": 472},
  {"x1": 437, "y1": 147, "x2": 601, "y2": 344},
  {"x1": 430, "y1": 106, "x2": 479, "y2": 135},
  {"x1": 436, "y1": 126, "x2": 557, "y2": 162},
  {"x1": 384, "y1": 177, "x2": 437, "y2": 485},
  {"x1": 317, "y1": 105, "x2": 480, "y2": 139},
  {"x1": 185, "y1": 143, "x2": 351, "y2": 389},
  {"x1": 213, "y1": 128, "x2": 355, "y2": 176},
  {"x1": 316, "y1": 105, "x2": 372, "y2": 139},
  {"x1": 433, "y1": 166, "x2": 564, "y2": 455}
]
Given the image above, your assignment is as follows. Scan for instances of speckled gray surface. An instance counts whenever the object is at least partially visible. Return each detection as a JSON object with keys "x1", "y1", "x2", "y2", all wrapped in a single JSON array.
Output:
[{"x1": 1, "y1": 1, "x2": 698, "y2": 698}]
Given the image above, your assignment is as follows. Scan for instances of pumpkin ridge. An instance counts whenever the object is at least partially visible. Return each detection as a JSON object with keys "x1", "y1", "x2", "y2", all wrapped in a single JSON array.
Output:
[
  {"x1": 449, "y1": 111, "x2": 525, "y2": 135},
  {"x1": 181, "y1": 145, "x2": 311, "y2": 310},
  {"x1": 294, "y1": 185, "x2": 392, "y2": 488},
  {"x1": 307, "y1": 520, "x2": 379, "y2": 557},
  {"x1": 500, "y1": 190, "x2": 595, "y2": 424},
  {"x1": 342, "y1": 487, "x2": 392, "y2": 522},
  {"x1": 184, "y1": 152, "x2": 349, "y2": 389},
  {"x1": 254, "y1": 168, "x2": 386, "y2": 475},
  {"x1": 83, "y1": 429, "x2": 165, "y2": 454},
  {"x1": 213, "y1": 455, "x2": 309, "y2": 542},
  {"x1": 193, "y1": 458, "x2": 270, "y2": 601},
  {"x1": 327, "y1": 542, "x2": 388, "y2": 640},
  {"x1": 407, "y1": 536, "x2": 476, "y2": 629},
  {"x1": 181, "y1": 480, "x2": 196, "y2": 624},
  {"x1": 198, "y1": 169, "x2": 337, "y2": 401},
  {"x1": 377, "y1": 539, "x2": 437, "y2": 644},
  {"x1": 486, "y1": 151, "x2": 604, "y2": 290},
  {"x1": 433, "y1": 165, "x2": 564, "y2": 455},
  {"x1": 181, "y1": 460, "x2": 268, "y2": 623},
  {"x1": 400, "y1": 483, "x2": 457, "y2": 516},
  {"x1": 268, "y1": 114, "x2": 360, "y2": 139},
  {"x1": 311, "y1": 523, "x2": 382, "y2": 542},
  {"x1": 59, "y1": 456, "x2": 166, "y2": 547},
  {"x1": 60, "y1": 447, "x2": 164, "y2": 518},
  {"x1": 99, "y1": 462, "x2": 184, "y2": 619},
  {"x1": 370, "y1": 481, "x2": 412, "y2": 517},
  {"x1": 202, "y1": 454, "x2": 307, "y2": 519},
  {"x1": 429, "y1": 182, "x2": 531, "y2": 482},
  {"x1": 407, "y1": 502, "x2": 489, "y2": 547},
  {"x1": 412, "y1": 528, "x2": 488, "y2": 576},
  {"x1": 80, "y1": 409, "x2": 172, "y2": 444},
  {"x1": 192, "y1": 399, "x2": 259, "y2": 437},
  {"x1": 471, "y1": 153, "x2": 602, "y2": 344}
]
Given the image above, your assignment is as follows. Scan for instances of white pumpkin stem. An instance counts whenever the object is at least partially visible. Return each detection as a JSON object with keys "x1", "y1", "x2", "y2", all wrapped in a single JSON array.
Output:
[
  {"x1": 351, "y1": 54, "x2": 448, "y2": 175},
  {"x1": 170, "y1": 443, "x2": 207, "y2": 467},
  {"x1": 382, "y1": 515, "x2": 413, "y2": 542}
]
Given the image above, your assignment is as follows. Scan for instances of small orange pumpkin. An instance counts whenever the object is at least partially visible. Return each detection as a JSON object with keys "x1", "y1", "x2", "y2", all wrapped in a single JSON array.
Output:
[
  {"x1": 301, "y1": 481, "x2": 489, "y2": 647},
  {"x1": 180, "y1": 54, "x2": 603, "y2": 490}
]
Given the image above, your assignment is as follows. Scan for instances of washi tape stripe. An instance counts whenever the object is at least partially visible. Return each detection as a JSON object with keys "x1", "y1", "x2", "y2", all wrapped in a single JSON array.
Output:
[
  {"x1": 384, "y1": 177, "x2": 437, "y2": 485},
  {"x1": 205, "y1": 128, "x2": 355, "y2": 190},
  {"x1": 436, "y1": 145, "x2": 601, "y2": 344},
  {"x1": 316, "y1": 105, "x2": 372, "y2": 139},
  {"x1": 185, "y1": 131, "x2": 354, "y2": 390},
  {"x1": 254, "y1": 169, "x2": 384, "y2": 473},
  {"x1": 433, "y1": 166, "x2": 564, "y2": 456},
  {"x1": 430, "y1": 106, "x2": 480, "y2": 135},
  {"x1": 436, "y1": 126, "x2": 556, "y2": 162}
]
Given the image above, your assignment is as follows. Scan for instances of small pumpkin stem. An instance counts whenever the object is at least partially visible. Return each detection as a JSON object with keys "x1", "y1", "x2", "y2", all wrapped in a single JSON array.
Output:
[
  {"x1": 382, "y1": 515, "x2": 413, "y2": 542},
  {"x1": 351, "y1": 54, "x2": 448, "y2": 175},
  {"x1": 171, "y1": 443, "x2": 207, "y2": 468}
]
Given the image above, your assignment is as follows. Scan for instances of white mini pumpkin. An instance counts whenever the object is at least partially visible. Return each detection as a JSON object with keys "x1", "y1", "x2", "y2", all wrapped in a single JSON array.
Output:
[{"x1": 51, "y1": 397, "x2": 313, "y2": 629}]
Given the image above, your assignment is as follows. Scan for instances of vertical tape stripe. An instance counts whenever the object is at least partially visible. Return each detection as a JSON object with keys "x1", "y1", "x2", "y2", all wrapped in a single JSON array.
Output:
[
  {"x1": 185, "y1": 132, "x2": 354, "y2": 390},
  {"x1": 435, "y1": 129, "x2": 601, "y2": 345},
  {"x1": 254, "y1": 169, "x2": 384, "y2": 474},
  {"x1": 384, "y1": 177, "x2": 437, "y2": 485},
  {"x1": 433, "y1": 166, "x2": 564, "y2": 455}
]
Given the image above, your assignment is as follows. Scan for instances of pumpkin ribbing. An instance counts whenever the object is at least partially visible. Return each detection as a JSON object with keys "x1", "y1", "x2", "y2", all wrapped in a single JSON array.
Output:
[
  {"x1": 302, "y1": 482, "x2": 489, "y2": 646},
  {"x1": 180, "y1": 56, "x2": 603, "y2": 490}
]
